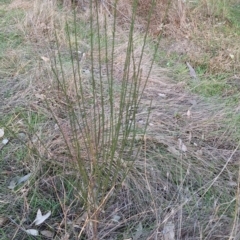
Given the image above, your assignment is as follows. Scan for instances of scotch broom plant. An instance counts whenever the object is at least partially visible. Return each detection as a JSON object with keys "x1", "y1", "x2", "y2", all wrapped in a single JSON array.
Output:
[{"x1": 48, "y1": 0, "x2": 161, "y2": 238}]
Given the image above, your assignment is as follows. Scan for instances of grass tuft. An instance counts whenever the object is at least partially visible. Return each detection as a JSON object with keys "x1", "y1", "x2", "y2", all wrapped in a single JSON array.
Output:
[{"x1": 1, "y1": 0, "x2": 240, "y2": 239}]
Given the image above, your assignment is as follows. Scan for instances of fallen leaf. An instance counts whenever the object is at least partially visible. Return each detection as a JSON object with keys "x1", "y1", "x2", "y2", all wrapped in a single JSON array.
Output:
[
  {"x1": 17, "y1": 173, "x2": 32, "y2": 184},
  {"x1": 2, "y1": 139, "x2": 9, "y2": 145},
  {"x1": 40, "y1": 230, "x2": 55, "y2": 238},
  {"x1": 163, "y1": 221, "x2": 175, "y2": 240},
  {"x1": 111, "y1": 215, "x2": 121, "y2": 223},
  {"x1": 8, "y1": 178, "x2": 18, "y2": 189},
  {"x1": 25, "y1": 229, "x2": 39, "y2": 236},
  {"x1": 167, "y1": 146, "x2": 180, "y2": 157},
  {"x1": 186, "y1": 62, "x2": 198, "y2": 80},
  {"x1": 0, "y1": 128, "x2": 4, "y2": 138},
  {"x1": 227, "y1": 181, "x2": 237, "y2": 187},
  {"x1": 158, "y1": 93, "x2": 167, "y2": 98},
  {"x1": 35, "y1": 93, "x2": 46, "y2": 100},
  {"x1": 77, "y1": 51, "x2": 86, "y2": 62},
  {"x1": 178, "y1": 139, "x2": 187, "y2": 152},
  {"x1": 189, "y1": 99, "x2": 197, "y2": 106},
  {"x1": 196, "y1": 149, "x2": 203, "y2": 156},
  {"x1": 181, "y1": 144, "x2": 187, "y2": 152},
  {"x1": 75, "y1": 212, "x2": 87, "y2": 225},
  {"x1": 133, "y1": 222, "x2": 143, "y2": 240},
  {"x1": 0, "y1": 216, "x2": 8, "y2": 227},
  {"x1": 41, "y1": 56, "x2": 50, "y2": 62},
  {"x1": 32, "y1": 209, "x2": 51, "y2": 226},
  {"x1": 61, "y1": 233, "x2": 70, "y2": 240},
  {"x1": 188, "y1": 131, "x2": 192, "y2": 143},
  {"x1": 8, "y1": 173, "x2": 31, "y2": 190}
]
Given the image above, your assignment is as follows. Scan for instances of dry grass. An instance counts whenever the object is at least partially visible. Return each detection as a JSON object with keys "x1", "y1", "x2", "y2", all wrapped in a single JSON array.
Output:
[
  {"x1": 1, "y1": 0, "x2": 240, "y2": 239},
  {"x1": 102, "y1": 0, "x2": 240, "y2": 73},
  {"x1": 20, "y1": 73, "x2": 239, "y2": 239},
  {"x1": 14, "y1": 0, "x2": 70, "y2": 46}
]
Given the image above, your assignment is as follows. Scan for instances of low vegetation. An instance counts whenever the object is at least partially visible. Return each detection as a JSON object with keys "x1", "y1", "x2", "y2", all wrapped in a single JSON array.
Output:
[{"x1": 1, "y1": 0, "x2": 240, "y2": 239}]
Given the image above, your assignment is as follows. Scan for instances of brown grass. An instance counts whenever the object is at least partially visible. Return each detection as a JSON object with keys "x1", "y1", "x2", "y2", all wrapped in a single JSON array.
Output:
[
  {"x1": 9, "y1": 0, "x2": 32, "y2": 10},
  {"x1": 101, "y1": 0, "x2": 240, "y2": 73},
  {"x1": 14, "y1": 0, "x2": 70, "y2": 46},
  {"x1": 1, "y1": 0, "x2": 240, "y2": 239},
  {"x1": 30, "y1": 10, "x2": 240, "y2": 238}
]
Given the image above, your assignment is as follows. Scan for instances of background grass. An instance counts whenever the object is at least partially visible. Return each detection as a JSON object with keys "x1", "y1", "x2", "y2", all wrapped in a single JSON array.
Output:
[{"x1": 1, "y1": 0, "x2": 240, "y2": 239}]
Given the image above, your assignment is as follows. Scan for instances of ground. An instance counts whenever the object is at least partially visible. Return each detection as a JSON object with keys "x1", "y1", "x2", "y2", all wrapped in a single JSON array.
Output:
[{"x1": 1, "y1": 0, "x2": 240, "y2": 239}]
